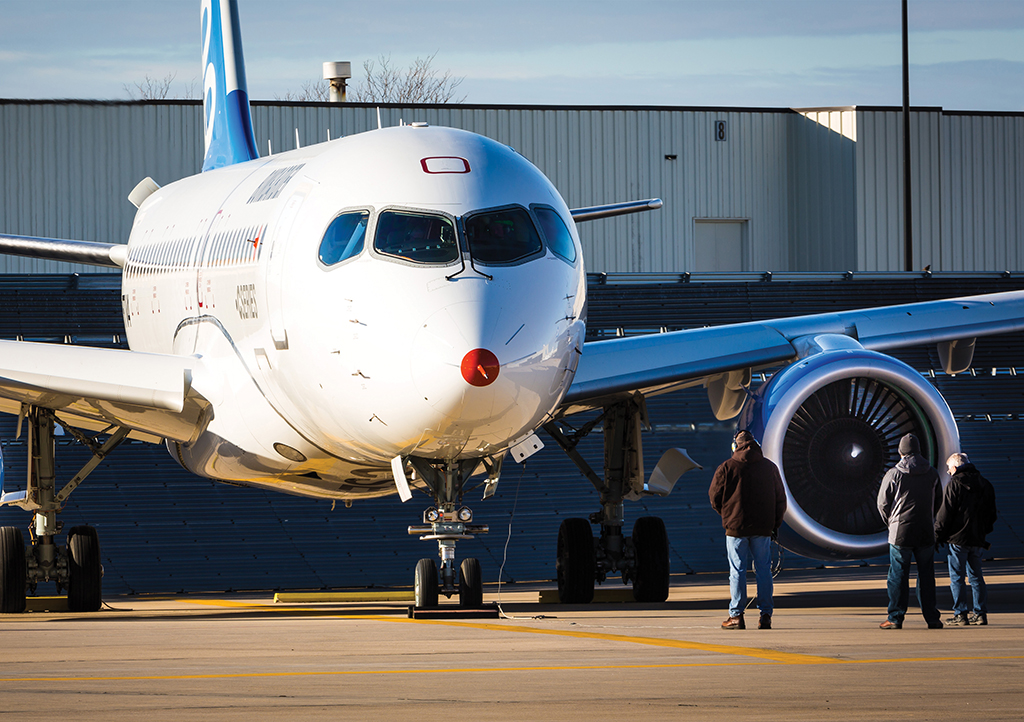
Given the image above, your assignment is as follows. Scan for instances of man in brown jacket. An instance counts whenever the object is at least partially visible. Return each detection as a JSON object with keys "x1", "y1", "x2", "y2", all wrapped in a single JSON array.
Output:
[{"x1": 709, "y1": 430, "x2": 787, "y2": 630}]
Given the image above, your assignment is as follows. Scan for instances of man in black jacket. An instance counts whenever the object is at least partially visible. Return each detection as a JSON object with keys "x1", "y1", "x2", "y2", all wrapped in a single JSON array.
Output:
[
  {"x1": 876, "y1": 433, "x2": 943, "y2": 629},
  {"x1": 709, "y1": 429, "x2": 787, "y2": 631},
  {"x1": 935, "y1": 452, "x2": 998, "y2": 626}
]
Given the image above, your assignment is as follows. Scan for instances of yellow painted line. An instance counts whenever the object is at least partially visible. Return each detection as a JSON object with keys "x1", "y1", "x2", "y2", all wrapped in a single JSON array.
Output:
[
  {"x1": 25, "y1": 597, "x2": 69, "y2": 612},
  {"x1": 3, "y1": 656, "x2": 1024, "y2": 684},
  {"x1": 274, "y1": 591, "x2": 415, "y2": 603},
  {"x1": 380, "y1": 617, "x2": 838, "y2": 664},
  {"x1": 847, "y1": 655, "x2": 1024, "y2": 667}
]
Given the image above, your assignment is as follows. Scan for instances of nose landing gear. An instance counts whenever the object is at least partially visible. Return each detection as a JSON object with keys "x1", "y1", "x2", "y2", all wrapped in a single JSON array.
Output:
[{"x1": 405, "y1": 458, "x2": 489, "y2": 609}]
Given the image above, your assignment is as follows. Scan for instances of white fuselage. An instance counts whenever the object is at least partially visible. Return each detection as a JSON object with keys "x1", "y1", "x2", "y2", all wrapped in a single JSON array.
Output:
[{"x1": 122, "y1": 125, "x2": 586, "y2": 498}]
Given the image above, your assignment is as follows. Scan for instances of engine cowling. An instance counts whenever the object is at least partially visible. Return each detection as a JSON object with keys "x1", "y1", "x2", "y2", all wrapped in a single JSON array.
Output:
[{"x1": 741, "y1": 340, "x2": 959, "y2": 560}]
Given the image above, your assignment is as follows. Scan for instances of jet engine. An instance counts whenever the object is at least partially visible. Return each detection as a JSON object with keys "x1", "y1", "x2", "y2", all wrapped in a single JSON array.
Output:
[{"x1": 741, "y1": 335, "x2": 959, "y2": 560}]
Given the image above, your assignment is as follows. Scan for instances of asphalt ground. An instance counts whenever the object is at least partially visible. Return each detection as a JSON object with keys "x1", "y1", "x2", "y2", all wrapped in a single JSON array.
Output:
[{"x1": 2, "y1": 561, "x2": 1023, "y2": 720}]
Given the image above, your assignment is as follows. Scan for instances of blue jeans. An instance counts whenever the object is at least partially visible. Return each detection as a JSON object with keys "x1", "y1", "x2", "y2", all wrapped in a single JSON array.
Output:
[
  {"x1": 947, "y1": 544, "x2": 987, "y2": 615},
  {"x1": 726, "y1": 535, "x2": 772, "y2": 618},
  {"x1": 887, "y1": 544, "x2": 940, "y2": 625}
]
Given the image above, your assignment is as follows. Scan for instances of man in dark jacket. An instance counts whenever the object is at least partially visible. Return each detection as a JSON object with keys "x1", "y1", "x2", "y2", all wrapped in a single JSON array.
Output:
[
  {"x1": 709, "y1": 429, "x2": 787, "y2": 630},
  {"x1": 935, "y1": 452, "x2": 998, "y2": 626},
  {"x1": 876, "y1": 433, "x2": 943, "y2": 629}
]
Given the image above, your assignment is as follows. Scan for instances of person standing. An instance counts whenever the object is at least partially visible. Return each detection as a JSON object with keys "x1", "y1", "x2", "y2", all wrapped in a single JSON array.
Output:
[
  {"x1": 935, "y1": 452, "x2": 998, "y2": 626},
  {"x1": 876, "y1": 433, "x2": 943, "y2": 629},
  {"x1": 709, "y1": 429, "x2": 787, "y2": 630}
]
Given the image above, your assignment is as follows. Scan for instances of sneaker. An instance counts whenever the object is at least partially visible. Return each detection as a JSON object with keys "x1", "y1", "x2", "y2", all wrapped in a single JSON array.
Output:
[
  {"x1": 879, "y1": 620, "x2": 902, "y2": 629},
  {"x1": 968, "y1": 612, "x2": 988, "y2": 626},
  {"x1": 927, "y1": 620, "x2": 944, "y2": 629},
  {"x1": 758, "y1": 614, "x2": 771, "y2": 630},
  {"x1": 721, "y1": 615, "x2": 745, "y2": 630},
  {"x1": 946, "y1": 613, "x2": 970, "y2": 626}
]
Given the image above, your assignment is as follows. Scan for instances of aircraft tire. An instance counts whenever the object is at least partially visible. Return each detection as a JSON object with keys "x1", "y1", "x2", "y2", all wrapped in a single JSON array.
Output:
[
  {"x1": 0, "y1": 526, "x2": 27, "y2": 614},
  {"x1": 556, "y1": 518, "x2": 595, "y2": 603},
  {"x1": 631, "y1": 516, "x2": 670, "y2": 603},
  {"x1": 459, "y1": 557, "x2": 483, "y2": 607},
  {"x1": 414, "y1": 557, "x2": 438, "y2": 609},
  {"x1": 67, "y1": 526, "x2": 102, "y2": 612}
]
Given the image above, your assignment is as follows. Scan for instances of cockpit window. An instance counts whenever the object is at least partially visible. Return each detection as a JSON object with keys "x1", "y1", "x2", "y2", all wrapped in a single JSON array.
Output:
[
  {"x1": 534, "y1": 206, "x2": 576, "y2": 263},
  {"x1": 374, "y1": 210, "x2": 459, "y2": 264},
  {"x1": 318, "y1": 211, "x2": 368, "y2": 266},
  {"x1": 464, "y1": 207, "x2": 543, "y2": 265}
]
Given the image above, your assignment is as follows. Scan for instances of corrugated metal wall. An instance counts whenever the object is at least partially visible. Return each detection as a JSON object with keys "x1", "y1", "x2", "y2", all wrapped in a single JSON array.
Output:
[
  {"x1": 855, "y1": 108, "x2": 945, "y2": 272},
  {"x1": 789, "y1": 109, "x2": 857, "y2": 271},
  {"x1": 3, "y1": 100, "x2": 1023, "y2": 275},
  {"x1": 1, "y1": 273, "x2": 1022, "y2": 595},
  {"x1": 0, "y1": 101, "x2": 204, "y2": 274},
  {"x1": 855, "y1": 108, "x2": 1024, "y2": 272},
  {"x1": 941, "y1": 113, "x2": 1024, "y2": 271}
]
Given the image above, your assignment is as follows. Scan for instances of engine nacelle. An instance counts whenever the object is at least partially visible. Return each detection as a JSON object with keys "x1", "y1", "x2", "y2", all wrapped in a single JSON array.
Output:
[{"x1": 741, "y1": 342, "x2": 959, "y2": 560}]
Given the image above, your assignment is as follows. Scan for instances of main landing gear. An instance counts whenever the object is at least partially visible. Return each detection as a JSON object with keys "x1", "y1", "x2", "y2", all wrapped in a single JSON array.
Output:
[
  {"x1": 545, "y1": 396, "x2": 680, "y2": 604},
  {"x1": 0, "y1": 406, "x2": 128, "y2": 613},
  {"x1": 405, "y1": 458, "x2": 491, "y2": 609}
]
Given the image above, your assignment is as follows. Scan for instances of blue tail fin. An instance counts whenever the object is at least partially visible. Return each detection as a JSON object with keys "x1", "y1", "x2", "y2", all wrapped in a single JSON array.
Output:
[{"x1": 201, "y1": 0, "x2": 259, "y2": 172}]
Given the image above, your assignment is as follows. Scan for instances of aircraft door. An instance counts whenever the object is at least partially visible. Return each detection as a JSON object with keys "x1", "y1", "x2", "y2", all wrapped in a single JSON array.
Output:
[{"x1": 262, "y1": 181, "x2": 315, "y2": 350}]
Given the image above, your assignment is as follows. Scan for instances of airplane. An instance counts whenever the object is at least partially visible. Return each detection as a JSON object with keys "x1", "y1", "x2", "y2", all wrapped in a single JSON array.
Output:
[{"x1": 1, "y1": 0, "x2": 1023, "y2": 614}]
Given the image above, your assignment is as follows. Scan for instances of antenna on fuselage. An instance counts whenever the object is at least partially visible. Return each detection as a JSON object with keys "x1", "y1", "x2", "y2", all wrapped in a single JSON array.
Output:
[
  {"x1": 376, "y1": 107, "x2": 382, "y2": 130},
  {"x1": 295, "y1": 128, "x2": 301, "y2": 149},
  {"x1": 267, "y1": 139, "x2": 273, "y2": 156}
]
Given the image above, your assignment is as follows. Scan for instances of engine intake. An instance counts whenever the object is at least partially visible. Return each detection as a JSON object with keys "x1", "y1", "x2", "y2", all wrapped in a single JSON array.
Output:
[{"x1": 742, "y1": 346, "x2": 959, "y2": 560}]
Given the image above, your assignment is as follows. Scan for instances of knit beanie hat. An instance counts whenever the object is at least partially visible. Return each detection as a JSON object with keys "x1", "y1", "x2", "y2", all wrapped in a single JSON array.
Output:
[
  {"x1": 898, "y1": 433, "x2": 920, "y2": 456},
  {"x1": 734, "y1": 430, "x2": 754, "y2": 445}
]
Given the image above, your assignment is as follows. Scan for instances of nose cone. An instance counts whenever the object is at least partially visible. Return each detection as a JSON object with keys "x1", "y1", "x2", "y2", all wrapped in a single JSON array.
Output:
[
  {"x1": 409, "y1": 299, "x2": 573, "y2": 455},
  {"x1": 461, "y1": 348, "x2": 500, "y2": 387}
]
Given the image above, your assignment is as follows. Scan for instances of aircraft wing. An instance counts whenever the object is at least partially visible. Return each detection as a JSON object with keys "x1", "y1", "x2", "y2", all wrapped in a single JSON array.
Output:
[
  {"x1": 560, "y1": 289, "x2": 1024, "y2": 415},
  {"x1": 0, "y1": 340, "x2": 209, "y2": 443},
  {"x1": 0, "y1": 234, "x2": 126, "y2": 268}
]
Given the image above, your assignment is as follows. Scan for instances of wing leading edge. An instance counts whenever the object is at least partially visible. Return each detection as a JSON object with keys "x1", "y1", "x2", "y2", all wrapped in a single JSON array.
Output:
[
  {"x1": 0, "y1": 340, "x2": 208, "y2": 444},
  {"x1": 562, "y1": 289, "x2": 1024, "y2": 415}
]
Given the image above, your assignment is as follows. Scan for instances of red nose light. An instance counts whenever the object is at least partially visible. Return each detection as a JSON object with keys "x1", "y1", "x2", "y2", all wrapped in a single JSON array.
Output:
[{"x1": 461, "y1": 348, "x2": 500, "y2": 387}]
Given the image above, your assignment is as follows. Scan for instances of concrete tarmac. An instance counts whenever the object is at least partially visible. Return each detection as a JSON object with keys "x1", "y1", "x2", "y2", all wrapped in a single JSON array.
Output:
[{"x1": 2, "y1": 562, "x2": 1023, "y2": 721}]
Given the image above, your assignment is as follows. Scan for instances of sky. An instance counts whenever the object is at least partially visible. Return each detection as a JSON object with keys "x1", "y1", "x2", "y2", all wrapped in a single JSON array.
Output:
[{"x1": 1, "y1": 0, "x2": 1023, "y2": 111}]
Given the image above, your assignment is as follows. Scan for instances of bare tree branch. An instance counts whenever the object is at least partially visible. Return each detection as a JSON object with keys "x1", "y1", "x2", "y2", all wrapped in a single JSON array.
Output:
[
  {"x1": 124, "y1": 73, "x2": 200, "y2": 100},
  {"x1": 275, "y1": 79, "x2": 330, "y2": 102},
  {"x1": 348, "y1": 53, "x2": 465, "y2": 104}
]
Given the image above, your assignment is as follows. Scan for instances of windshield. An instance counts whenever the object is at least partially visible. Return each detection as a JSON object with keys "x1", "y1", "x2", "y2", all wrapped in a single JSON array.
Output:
[
  {"x1": 374, "y1": 210, "x2": 458, "y2": 264},
  {"x1": 318, "y1": 211, "x2": 368, "y2": 266},
  {"x1": 464, "y1": 207, "x2": 543, "y2": 265},
  {"x1": 534, "y1": 206, "x2": 576, "y2": 263}
]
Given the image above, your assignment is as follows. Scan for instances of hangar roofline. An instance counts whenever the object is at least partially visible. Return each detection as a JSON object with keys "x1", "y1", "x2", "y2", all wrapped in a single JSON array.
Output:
[{"x1": 7, "y1": 98, "x2": 1020, "y2": 117}]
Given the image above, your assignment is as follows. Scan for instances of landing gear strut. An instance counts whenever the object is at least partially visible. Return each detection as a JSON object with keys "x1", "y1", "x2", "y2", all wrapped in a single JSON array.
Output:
[
  {"x1": 406, "y1": 458, "x2": 490, "y2": 608},
  {"x1": 0, "y1": 406, "x2": 128, "y2": 613},
  {"x1": 545, "y1": 396, "x2": 673, "y2": 603}
]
